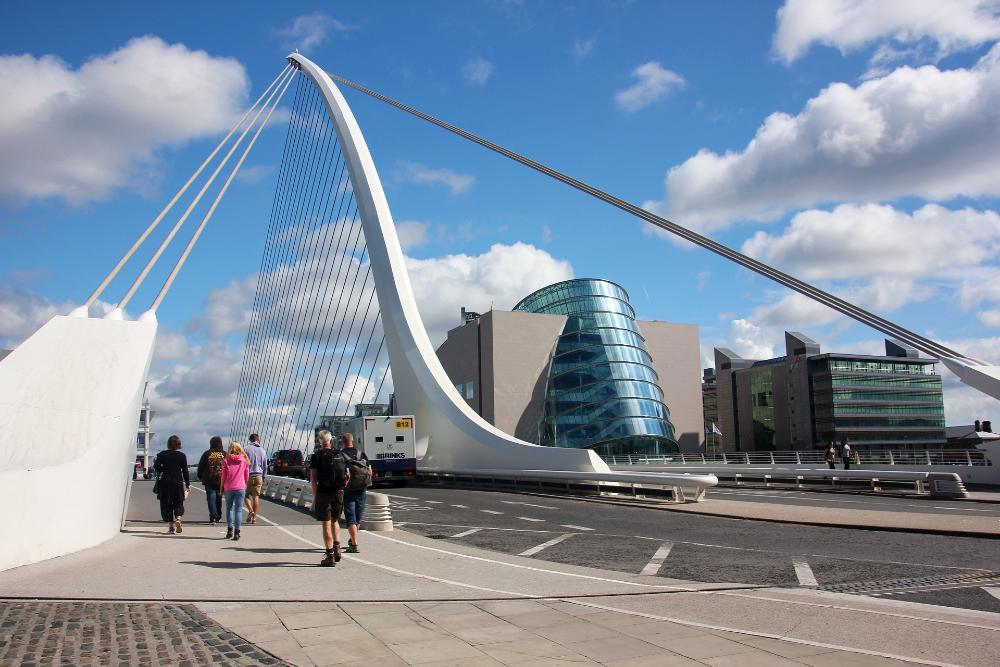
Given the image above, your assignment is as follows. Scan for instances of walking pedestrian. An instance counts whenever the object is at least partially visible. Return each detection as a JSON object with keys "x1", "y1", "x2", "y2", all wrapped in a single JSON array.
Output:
[
  {"x1": 309, "y1": 430, "x2": 347, "y2": 567},
  {"x1": 221, "y1": 442, "x2": 250, "y2": 541},
  {"x1": 196, "y1": 436, "x2": 226, "y2": 524},
  {"x1": 825, "y1": 441, "x2": 838, "y2": 470},
  {"x1": 243, "y1": 433, "x2": 267, "y2": 525},
  {"x1": 340, "y1": 432, "x2": 372, "y2": 554},
  {"x1": 841, "y1": 438, "x2": 853, "y2": 470},
  {"x1": 153, "y1": 435, "x2": 190, "y2": 534}
]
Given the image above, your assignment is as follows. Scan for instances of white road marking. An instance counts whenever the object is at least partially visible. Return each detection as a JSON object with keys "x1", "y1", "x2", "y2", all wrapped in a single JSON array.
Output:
[
  {"x1": 640, "y1": 542, "x2": 673, "y2": 576},
  {"x1": 563, "y1": 599, "x2": 967, "y2": 667},
  {"x1": 560, "y1": 524, "x2": 593, "y2": 531},
  {"x1": 385, "y1": 494, "x2": 421, "y2": 501},
  {"x1": 451, "y1": 504, "x2": 469, "y2": 509},
  {"x1": 984, "y1": 587, "x2": 1000, "y2": 601},
  {"x1": 368, "y1": 533, "x2": 688, "y2": 589},
  {"x1": 519, "y1": 533, "x2": 576, "y2": 557},
  {"x1": 518, "y1": 517, "x2": 546, "y2": 522},
  {"x1": 425, "y1": 500, "x2": 443, "y2": 504},
  {"x1": 450, "y1": 528, "x2": 482, "y2": 538},
  {"x1": 481, "y1": 509, "x2": 503, "y2": 515},
  {"x1": 793, "y1": 558, "x2": 819, "y2": 587},
  {"x1": 501, "y1": 500, "x2": 558, "y2": 510}
]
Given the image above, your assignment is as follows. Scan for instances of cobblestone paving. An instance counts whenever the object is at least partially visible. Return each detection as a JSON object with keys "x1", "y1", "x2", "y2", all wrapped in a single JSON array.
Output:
[{"x1": 0, "y1": 601, "x2": 283, "y2": 666}]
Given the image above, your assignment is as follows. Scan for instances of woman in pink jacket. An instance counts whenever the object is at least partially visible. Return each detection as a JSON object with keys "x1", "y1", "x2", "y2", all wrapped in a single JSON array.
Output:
[{"x1": 221, "y1": 442, "x2": 250, "y2": 540}]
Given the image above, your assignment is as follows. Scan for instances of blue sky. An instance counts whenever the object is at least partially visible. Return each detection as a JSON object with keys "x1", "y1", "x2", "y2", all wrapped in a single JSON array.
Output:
[{"x1": 2, "y1": 1, "x2": 999, "y2": 453}]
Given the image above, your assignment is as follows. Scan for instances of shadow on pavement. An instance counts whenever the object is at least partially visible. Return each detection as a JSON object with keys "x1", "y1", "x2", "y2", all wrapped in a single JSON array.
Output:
[{"x1": 180, "y1": 560, "x2": 315, "y2": 569}]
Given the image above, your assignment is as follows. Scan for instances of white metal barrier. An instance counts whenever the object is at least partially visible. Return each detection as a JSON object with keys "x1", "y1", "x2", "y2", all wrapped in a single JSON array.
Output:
[
  {"x1": 607, "y1": 464, "x2": 968, "y2": 498},
  {"x1": 418, "y1": 468, "x2": 718, "y2": 503},
  {"x1": 262, "y1": 477, "x2": 394, "y2": 524}
]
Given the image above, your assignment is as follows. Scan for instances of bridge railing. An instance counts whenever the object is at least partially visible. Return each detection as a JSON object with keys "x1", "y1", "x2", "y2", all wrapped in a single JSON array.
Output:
[{"x1": 603, "y1": 449, "x2": 988, "y2": 467}]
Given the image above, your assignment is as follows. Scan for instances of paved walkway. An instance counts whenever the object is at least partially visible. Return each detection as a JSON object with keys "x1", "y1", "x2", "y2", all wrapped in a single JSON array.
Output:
[{"x1": 0, "y1": 482, "x2": 998, "y2": 666}]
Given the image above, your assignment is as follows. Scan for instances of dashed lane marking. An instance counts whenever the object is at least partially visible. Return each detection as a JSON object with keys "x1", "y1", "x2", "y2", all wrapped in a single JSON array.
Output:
[
  {"x1": 560, "y1": 524, "x2": 593, "y2": 531},
  {"x1": 501, "y1": 500, "x2": 558, "y2": 510},
  {"x1": 481, "y1": 510, "x2": 504, "y2": 515},
  {"x1": 450, "y1": 528, "x2": 482, "y2": 538},
  {"x1": 424, "y1": 500, "x2": 443, "y2": 504},
  {"x1": 793, "y1": 559, "x2": 818, "y2": 587},
  {"x1": 640, "y1": 542, "x2": 673, "y2": 576},
  {"x1": 519, "y1": 533, "x2": 577, "y2": 557},
  {"x1": 518, "y1": 517, "x2": 546, "y2": 522},
  {"x1": 451, "y1": 504, "x2": 469, "y2": 509}
]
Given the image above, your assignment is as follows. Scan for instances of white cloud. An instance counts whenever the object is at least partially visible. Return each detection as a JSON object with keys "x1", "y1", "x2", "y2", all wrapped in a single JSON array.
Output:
[
  {"x1": 462, "y1": 57, "x2": 494, "y2": 86},
  {"x1": 979, "y1": 309, "x2": 1000, "y2": 327},
  {"x1": 397, "y1": 160, "x2": 475, "y2": 195},
  {"x1": 395, "y1": 220, "x2": 430, "y2": 250},
  {"x1": 742, "y1": 203, "x2": 1000, "y2": 281},
  {"x1": 0, "y1": 36, "x2": 248, "y2": 205},
  {"x1": 406, "y1": 242, "x2": 574, "y2": 346},
  {"x1": 660, "y1": 45, "x2": 1000, "y2": 231},
  {"x1": 774, "y1": 0, "x2": 1000, "y2": 64},
  {"x1": 614, "y1": 61, "x2": 685, "y2": 113},
  {"x1": 276, "y1": 12, "x2": 355, "y2": 52},
  {"x1": 571, "y1": 38, "x2": 595, "y2": 60}
]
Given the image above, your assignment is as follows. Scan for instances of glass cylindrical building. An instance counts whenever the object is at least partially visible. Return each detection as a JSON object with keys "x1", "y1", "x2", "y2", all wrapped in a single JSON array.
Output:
[{"x1": 513, "y1": 279, "x2": 679, "y2": 457}]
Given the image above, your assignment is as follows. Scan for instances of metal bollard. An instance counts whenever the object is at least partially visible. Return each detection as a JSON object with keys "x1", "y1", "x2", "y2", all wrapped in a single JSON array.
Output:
[{"x1": 360, "y1": 491, "x2": 393, "y2": 531}]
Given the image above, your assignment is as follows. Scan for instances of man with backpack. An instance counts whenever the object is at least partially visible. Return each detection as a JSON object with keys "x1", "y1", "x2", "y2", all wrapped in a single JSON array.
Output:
[
  {"x1": 340, "y1": 432, "x2": 372, "y2": 554},
  {"x1": 196, "y1": 436, "x2": 226, "y2": 524},
  {"x1": 309, "y1": 430, "x2": 347, "y2": 567}
]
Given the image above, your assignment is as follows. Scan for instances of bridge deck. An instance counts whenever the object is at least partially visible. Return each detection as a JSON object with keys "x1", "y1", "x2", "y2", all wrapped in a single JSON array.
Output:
[{"x1": 0, "y1": 480, "x2": 997, "y2": 666}]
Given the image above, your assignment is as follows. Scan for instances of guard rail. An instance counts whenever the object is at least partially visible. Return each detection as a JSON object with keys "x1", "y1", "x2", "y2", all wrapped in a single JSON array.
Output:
[
  {"x1": 418, "y1": 468, "x2": 718, "y2": 503},
  {"x1": 604, "y1": 449, "x2": 987, "y2": 467},
  {"x1": 607, "y1": 464, "x2": 967, "y2": 498}
]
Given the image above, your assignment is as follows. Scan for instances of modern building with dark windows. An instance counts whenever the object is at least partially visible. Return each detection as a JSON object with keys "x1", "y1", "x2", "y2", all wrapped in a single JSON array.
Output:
[
  {"x1": 714, "y1": 332, "x2": 946, "y2": 452},
  {"x1": 435, "y1": 278, "x2": 704, "y2": 456}
]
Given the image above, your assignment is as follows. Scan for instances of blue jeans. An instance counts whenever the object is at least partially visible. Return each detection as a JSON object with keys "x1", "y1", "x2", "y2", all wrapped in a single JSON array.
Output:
[
  {"x1": 205, "y1": 485, "x2": 222, "y2": 522},
  {"x1": 343, "y1": 488, "x2": 367, "y2": 526},
  {"x1": 225, "y1": 489, "x2": 246, "y2": 530}
]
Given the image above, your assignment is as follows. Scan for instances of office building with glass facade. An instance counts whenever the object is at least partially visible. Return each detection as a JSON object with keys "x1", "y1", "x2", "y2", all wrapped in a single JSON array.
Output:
[
  {"x1": 435, "y1": 279, "x2": 704, "y2": 456},
  {"x1": 714, "y1": 332, "x2": 946, "y2": 452}
]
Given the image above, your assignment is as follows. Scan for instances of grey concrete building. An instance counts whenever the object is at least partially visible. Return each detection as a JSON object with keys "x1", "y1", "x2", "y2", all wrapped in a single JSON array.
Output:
[{"x1": 436, "y1": 308, "x2": 705, "y2": 453}]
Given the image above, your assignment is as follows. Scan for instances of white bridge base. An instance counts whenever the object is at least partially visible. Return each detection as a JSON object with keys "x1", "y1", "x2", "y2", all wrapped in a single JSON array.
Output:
[{"x1": 0, "y1": 315, "x2": 156, "y2": 572}]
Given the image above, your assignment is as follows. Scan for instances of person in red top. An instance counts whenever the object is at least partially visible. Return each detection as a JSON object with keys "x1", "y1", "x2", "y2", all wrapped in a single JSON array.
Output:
[{"x1": 221, "y1": 442, "x2": 250, "y2": 541}]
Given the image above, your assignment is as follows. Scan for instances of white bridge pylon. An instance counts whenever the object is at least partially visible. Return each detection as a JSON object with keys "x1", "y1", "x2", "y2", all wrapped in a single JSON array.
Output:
[{"x1": 289, "y1": 53, "x2": 611, "y2": 473}]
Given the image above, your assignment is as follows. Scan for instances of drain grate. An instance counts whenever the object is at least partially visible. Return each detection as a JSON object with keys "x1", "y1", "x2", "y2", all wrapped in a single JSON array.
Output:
[
  {"x1": 426, "y1": 534, "x2": 451, "y2": 540},
  {"x1": 823, "y1": 570, "x2": 1000, "y2": 595}
]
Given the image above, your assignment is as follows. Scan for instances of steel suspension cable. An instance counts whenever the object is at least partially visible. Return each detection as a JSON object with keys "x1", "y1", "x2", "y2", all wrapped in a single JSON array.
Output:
[
  {"x1": 235, "y1": 75, "x2": 317, "y2": 442},
  {"x1": 149, "y1": 71, "x2": 296, "y2": 312},
  {"x1": 232, "y1": 73, "x2": 310, "y2": 440},
  {"x1": 323, "y1": 70, "x2": 972, "y2": 363},
  {"x1": 329, "y1": 280, "x2": 379, "y2": 417},
  {"x1": 340, "y1": 311, "x2": 384, "y2": 418},
  {"x1": 117, "y1": 66, "x2": 297, "y2": 311},
  {"x1": 230, "y1": 73, "x2": 304, "y2": 441},
  {"x1": 83, "y1": 64, "x2": 292, "y2": 311},
  {"x1": 255, "y1": 83, "x2": 334, "y2": 450}
]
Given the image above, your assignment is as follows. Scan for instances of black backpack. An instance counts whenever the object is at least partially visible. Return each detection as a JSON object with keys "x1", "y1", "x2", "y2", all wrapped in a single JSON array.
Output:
[
  {"x1": 314, "y1": 448, "x2": 347, "y2": 491},
  {"x1": 343, "y1": 451, "x2": 372, "y2": 491}
]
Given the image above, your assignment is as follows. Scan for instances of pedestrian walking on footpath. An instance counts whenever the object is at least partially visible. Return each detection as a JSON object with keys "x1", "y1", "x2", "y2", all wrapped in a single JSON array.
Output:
[
  {"x1": 243, "y1": 433, "x2": 267, "y2": 525},
  {"x1": 310, "y1": 430, "x2": 347, "y2": 567},
  {"x1": 221, "y1": 442, "x2": 250, "y2": 541},
  {"x1": 196, "y1": 436, "x2": 226, "y2": 524},
  {"x1": 154, "y1": 435, "x2": 190, "y2": 534},
  {"x1": 841, "y1": 438, "x2": 853, "y2": 470},
  {"x1": 340, "y1": 432, "x2": 372, "y2": 554},
  {"x1": 825, "y1": 441, "x2": 838, "y2": 470}
]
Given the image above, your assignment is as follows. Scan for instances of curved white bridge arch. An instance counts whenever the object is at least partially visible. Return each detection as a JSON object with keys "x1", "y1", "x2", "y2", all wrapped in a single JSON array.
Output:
[{"x1": 289, "y1": 53, "x2": 610, "y2": 474}]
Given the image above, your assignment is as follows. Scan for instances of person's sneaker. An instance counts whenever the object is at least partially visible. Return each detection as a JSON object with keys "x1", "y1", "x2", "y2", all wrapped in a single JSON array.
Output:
[
  {"x1": 225, "y1": 527, "x2": 233, "y2": 539},
  {"x1": 345, "y1": 542, "x2": 359, "y2": 553},
  {"x1": 333, "y1": 542, "x2": 342, "y2": 562},
  {"x1": 319, "y1": 552, "x2": 335, "y2": 567},
  {"x1": 167, "y1": 523, "x2": 176, "y2": 534},
  {"x1": 233, "y1": 530, "x2": 241, "y2": 541},
  {"x1": 175, "y1": 522, "x2": 182, "y2": 534}
]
